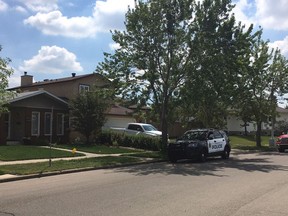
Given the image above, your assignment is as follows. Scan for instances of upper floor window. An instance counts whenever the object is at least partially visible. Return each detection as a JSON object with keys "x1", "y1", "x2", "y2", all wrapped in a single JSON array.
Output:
[{"x1": 79, "y1": 84, "x2": 90, "y2": 93}]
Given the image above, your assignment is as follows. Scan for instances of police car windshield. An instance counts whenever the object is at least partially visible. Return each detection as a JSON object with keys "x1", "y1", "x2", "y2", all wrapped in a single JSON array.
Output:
[{"x1": 181, "y1": 131, "x2": 207, "y2": 141}]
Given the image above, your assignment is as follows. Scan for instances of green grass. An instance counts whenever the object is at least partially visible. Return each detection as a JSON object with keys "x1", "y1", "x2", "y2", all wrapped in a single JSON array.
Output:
[
  {"x1": 0, "y1": 145, "x2": 84, "y2": 161},
  {"x1": 123, "y1": 151, "x2": 163, "y2": 159},
  {"x1": 56, "y1": 144, "x2": 143, "y2": 154},
  {"x1": 0, "y1": 156, "x2": 142, "y2": 175},
  {"x1": 230, "y1": 135, "x2": 276, "y2": 151}
]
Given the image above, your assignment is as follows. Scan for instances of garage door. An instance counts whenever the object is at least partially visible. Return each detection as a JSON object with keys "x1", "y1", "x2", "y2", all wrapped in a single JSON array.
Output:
[{"x1": 103, "y1": 116, "x2": 136, "y2": 129}]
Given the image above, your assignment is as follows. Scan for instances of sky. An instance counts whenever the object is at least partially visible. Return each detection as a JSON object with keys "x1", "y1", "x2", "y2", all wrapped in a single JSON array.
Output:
[{"x1": 1, "y1": 0, "x2": 288, "y2": 91}]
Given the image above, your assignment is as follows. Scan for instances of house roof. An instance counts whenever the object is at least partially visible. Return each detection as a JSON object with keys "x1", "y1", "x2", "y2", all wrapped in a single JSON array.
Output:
[
  {"x1": 276, "y1": 107, "x2": 288, "y2": 113},
  {"x1": 8, "y1": 73, "x2": 110, "y2": 90},
  {"x1": 8, "y1": 90, "x2": 68, "y2": 105},
  {"x1": 106, "y1": 104, "x2": 134, "y2": 116}
]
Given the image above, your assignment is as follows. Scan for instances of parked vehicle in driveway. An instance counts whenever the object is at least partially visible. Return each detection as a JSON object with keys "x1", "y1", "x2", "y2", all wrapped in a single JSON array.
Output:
[
  {"x1": 276, "y1": 134, "x2": 288, "y2": 152},
  {"x1": 167, "y1": 129, "x2": 230, "y2": 162},
  {"x1": 111, "y1": 123, "x2": 162, "y2": 137}
]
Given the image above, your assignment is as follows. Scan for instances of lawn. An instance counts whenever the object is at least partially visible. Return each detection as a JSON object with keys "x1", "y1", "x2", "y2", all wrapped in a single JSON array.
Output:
[
  {"x1": 229, "y1": 135, "x2": 276, "y2": 151},
  {"x1": 0, "y1": 156, "x2": 143, "y2": 175},
  {"x1": 0, "y1": 145, "x2": 84, "y2": 161},
  {"x1": 56, "y1": 144, "x2": 143, "y2": 154},
  {"x1": 0, "y1": 144, "x2": 162, "y2": 176}
]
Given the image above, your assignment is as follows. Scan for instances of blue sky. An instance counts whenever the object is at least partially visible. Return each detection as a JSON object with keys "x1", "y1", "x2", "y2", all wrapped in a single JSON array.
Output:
[{"x1": 1, "y1": 0, "x2": 288, "y2": 89}]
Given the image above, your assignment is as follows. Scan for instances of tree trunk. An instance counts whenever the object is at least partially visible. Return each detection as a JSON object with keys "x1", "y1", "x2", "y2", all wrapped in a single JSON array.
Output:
[
  {"x1": 85, "y1": 133, "x2": 90, "y2": 145},
  {"x1": 160, "y1": 97, "x2": 169, "y2": 153},
  {"x1": 256, "y1": 121, "x2": 262, "y2": 147}
]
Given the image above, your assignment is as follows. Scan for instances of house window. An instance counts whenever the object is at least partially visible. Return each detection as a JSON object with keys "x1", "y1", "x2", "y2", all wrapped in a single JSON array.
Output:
[
  {"x1": 57, "y1": 113, "x2": 64, "y2": 135},
  {"x1": 31, "y1": 112, "x2": 40, "y2": 136},
  {"x1": 79, "y1": 84, "x2": 90, "y2": 93},
  {"x1": 44, "y1": 112, "x2": 52, "y2": 135},
  {"x1": 4, "y1": 113, "x2": 10, "y2": 139}
]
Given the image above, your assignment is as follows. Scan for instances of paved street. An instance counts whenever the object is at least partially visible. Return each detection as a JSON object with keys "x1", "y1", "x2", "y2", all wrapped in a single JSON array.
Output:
[{"x1": 1, "y1": 151, "x2": 288, "y2": 216}]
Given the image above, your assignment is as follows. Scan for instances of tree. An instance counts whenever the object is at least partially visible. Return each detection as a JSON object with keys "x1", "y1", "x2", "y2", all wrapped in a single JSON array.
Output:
[
  {"x1": 69, "y1": 89, "x2": 112, "y2": 144},
  {"x1": 181, "y1": 1, "x2": 260, "y2": 129},
  {"x1": 97, "y1": 0, "x2": 195, "y2": 150},
  {"x1": 97, "y1": 0, "x2": 251, "y2": 150},
  {"x1": 235, "y1": 31, "x2": 288, "y2": 147},
  {"x1": 0, "y1": 45, "x2": 14, "y2": 114}
]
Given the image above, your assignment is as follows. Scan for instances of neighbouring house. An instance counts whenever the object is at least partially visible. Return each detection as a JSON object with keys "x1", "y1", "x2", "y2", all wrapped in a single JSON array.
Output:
[
  {"x1": 0, "y1": 72, "x2": 136, "y2": 145},
  {"x1": 226, "y1": 107, "x2": 288, "y2": 135},
  {"x1": 0, "y1": 90, "x2": 69, "y2": 145}
]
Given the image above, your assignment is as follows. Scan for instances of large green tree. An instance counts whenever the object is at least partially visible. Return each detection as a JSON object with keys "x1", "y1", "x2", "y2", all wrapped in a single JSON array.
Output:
[
  {"x1": 0, "y1": 45, "x2": 14, "y2": 113},
  {"x1": 97, "y1": 0, "x2": 252, "y2": 150},
  {"x1": 180, "y1": 0, "x2": 257, "y2": 128},
  {"x1": 97, "y1": 0, "x2": 195, "y2": 149},
  {"x1": 235, "y1": 31, "x2": 288, "y2": 147},
  {"x1": 69, "y1": 89, "x2": 112, "y2": 144}
]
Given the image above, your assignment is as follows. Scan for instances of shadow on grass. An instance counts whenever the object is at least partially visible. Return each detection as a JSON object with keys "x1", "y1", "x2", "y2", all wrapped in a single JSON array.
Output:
[{"x1": 113, "y1": 153, "x2": 288, "y2": 177}]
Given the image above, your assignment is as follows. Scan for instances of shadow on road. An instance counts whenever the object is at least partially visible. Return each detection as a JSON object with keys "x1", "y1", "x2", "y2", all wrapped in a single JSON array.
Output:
[{"x1": 113, "y1": 153, "x2": 288, "y2": 177}]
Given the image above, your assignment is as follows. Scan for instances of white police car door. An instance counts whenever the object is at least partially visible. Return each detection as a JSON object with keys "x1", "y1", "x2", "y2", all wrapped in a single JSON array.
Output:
[{"x1": 207, "y1": 131, "x2": 226, "y2": 153}]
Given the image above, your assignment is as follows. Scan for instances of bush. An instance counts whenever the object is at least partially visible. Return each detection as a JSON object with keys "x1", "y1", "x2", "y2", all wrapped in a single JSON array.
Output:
[
  {"x1": 23, "y1": 137, "x2": 49, "y2": 146},
  {"x1": 97, "y1": 130, "x2": 161, "y2": 151}
]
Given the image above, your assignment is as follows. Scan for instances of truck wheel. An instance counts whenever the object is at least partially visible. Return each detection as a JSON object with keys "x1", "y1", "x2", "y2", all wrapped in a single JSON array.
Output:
[{"x1": 278, "y1": 147, "x2": 285, "y2": 153}]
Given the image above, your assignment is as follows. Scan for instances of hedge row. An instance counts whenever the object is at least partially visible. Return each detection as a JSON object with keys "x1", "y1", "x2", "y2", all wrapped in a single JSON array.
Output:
[{"x1": 97, "y1": 130, "x2": 162, "y2": 151}]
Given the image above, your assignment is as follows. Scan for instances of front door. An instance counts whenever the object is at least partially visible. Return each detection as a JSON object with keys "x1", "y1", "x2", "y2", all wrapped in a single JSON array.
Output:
[{"x1": 208, "y1": 131, "x2": 225, "y2": 153}]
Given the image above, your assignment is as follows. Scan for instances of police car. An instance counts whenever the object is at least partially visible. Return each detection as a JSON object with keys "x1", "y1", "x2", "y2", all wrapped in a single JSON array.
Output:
[{"x1": 168, "y1": 129, "x2": 230, "y2": 163}]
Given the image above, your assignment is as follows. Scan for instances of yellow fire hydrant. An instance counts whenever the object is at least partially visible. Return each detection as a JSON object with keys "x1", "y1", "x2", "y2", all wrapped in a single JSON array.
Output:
[{"x1": 72, "y1": 148, "x2": 77, "y2": 156}]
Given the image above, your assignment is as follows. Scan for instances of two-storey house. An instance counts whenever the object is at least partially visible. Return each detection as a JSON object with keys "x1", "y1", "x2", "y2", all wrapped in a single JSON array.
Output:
[{"x1": 0, "y1": 72, "x2": 135, "y2": 145}]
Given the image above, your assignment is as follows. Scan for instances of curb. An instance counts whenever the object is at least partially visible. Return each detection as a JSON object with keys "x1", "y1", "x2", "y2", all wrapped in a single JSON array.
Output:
[{"x1": 0, "y1": 159, "x2": 166, "y2": 183}]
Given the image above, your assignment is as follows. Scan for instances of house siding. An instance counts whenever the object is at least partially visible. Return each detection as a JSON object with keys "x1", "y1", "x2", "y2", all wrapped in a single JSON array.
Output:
[
  {"x1": 7, "y1": 107, "x2": 68, "y2": 144},
  {"x1": 17, "y1": 74, "x2": 109, "y2": 100},
  {"x1": 0, "y1": 115, "x2": 7, "y2": 145}
]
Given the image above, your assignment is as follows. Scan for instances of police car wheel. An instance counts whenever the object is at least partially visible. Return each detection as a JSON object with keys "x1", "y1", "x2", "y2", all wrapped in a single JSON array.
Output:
[
  {"x1": 168, "y1": 154, "x2": 178, "y2": 163},
  {"x1": 169, "y1": 157, "x2": 177, "y2": 163},
  {"x1": 222, "y1": 147, "x2": 230, "y2": 159},
  {"x1": 199, "y1": 150, "x2": 207, "y2": 162}
]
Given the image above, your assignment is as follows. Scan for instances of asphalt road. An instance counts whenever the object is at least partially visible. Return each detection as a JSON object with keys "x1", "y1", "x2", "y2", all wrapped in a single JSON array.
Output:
[{"x1": 1, "y1": 151, "x2": 288, "y2": 216}]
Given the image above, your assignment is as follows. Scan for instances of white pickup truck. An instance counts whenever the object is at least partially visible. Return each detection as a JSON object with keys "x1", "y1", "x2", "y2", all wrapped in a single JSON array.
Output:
[{"x1": 111, "y1": 123, "x2": 162, "y2": 137}]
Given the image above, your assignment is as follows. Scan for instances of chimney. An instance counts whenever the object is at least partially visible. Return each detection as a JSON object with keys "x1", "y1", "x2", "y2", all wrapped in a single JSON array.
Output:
[
  {"x1": 72, "y1": 73, "x2": 76, "y2": 77},
  {"x1": 21, "y1": 71, "x2": 33, "y2": 86}
]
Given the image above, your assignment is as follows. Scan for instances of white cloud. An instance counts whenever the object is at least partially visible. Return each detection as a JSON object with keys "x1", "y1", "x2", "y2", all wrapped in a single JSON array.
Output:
[
  {"x1": 233, "y1": 0, "x2": 255, "y2": 28},
  {"x1": 269, "y1": 36, "x2": 288, "y2": 57},
  {"x1": 14, "y1": 5, "x2": 27, "y2": 13},
  {"x1": 8, "y1": 68, "x2": 22, "y2": 88},
  {"x1": 17, "y1": 0, "x2": 58, "y2": 12},
  {"x1": 24, "y1": 0, "x2": 135, "y2": 38},
  {"x1": 24, "y1": 11, "x2": 97, "y2": 38},
  {"x1": 255, "y1": 0, "x2": 288, "y2": 30},
  {"x1": 92, "y1": 0, "x2": 135, "y2": 32},
  {"x1": 234, "y1": 0, "x2": 288, "y2": 31},
  {"x1": 0, "y1": 0, "x2": 8, "y2": 11},
  {"x1": 109, "y1": 42, "x2": 120, "y2": 50},
  {"x1": 19, "y1": 45, "x2": 83, "y2": 74}
]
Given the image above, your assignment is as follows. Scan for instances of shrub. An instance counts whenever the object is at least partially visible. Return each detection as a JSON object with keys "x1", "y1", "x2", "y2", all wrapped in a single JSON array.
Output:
[
  {"x1": 23, "y1": 137, "x2": 49, "y2": 146},
  {"x1": 97, "y1": 130, "x2": 161, "y2": 151}
]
